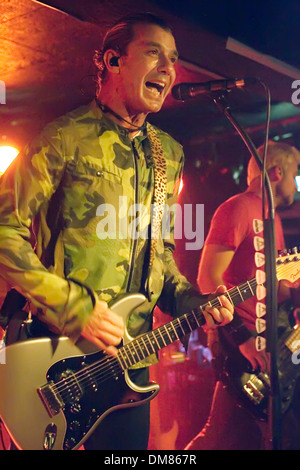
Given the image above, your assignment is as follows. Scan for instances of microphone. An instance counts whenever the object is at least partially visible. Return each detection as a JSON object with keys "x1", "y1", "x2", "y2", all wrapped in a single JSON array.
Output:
[{"x1": 172, "y1": 77, "x2": 257, "y2": 101}]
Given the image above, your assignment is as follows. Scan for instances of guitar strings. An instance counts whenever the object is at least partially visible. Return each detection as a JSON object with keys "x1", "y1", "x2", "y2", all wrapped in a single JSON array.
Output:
[
  {"x1": 53, "y1": 279, "x2": 259, "y2": 398},
  {"x1": 52, "y1": 278, "x2": 259, "y2": 399},
  {"x1": 52, "y1": 313, "x2": 193, "y2": 398},
  {"x1": 43, "y1": 261, "x2": 298, "y2": 399},
  {"x1": 53, "y1": 279, "x2": 259, "y2": 397},
  {"x1": 53, "y1": 314, "x2": 195, "y2": 397},
  {"x1": 54, "y1": 262, "x2": 299, "y2": 406}
]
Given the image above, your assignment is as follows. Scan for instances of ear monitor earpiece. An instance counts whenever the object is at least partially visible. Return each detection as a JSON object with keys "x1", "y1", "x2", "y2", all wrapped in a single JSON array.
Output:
[{"x1": 109, "y1": 56, "x2": 119, "y2": 67}]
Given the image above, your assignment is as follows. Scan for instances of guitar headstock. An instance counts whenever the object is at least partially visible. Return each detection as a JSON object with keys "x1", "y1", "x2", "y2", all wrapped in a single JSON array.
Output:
[{"x1": 276, "y1": 247, "x2": 300, "y2": 283}]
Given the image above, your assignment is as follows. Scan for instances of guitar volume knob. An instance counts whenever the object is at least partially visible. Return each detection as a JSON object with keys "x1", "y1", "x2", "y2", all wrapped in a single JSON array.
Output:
[
  {"x1": 64, "y1": 437, "x2": 77, "y2": 450},
  {"x1": 70, "y1": 402, "x2": 81, "y2": 414},
  {"x1": 69, "y1": 420, "x2": 81, "y2": 432}
]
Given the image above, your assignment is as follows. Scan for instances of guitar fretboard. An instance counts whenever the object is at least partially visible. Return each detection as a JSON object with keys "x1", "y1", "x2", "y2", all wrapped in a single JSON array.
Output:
[
  {"x1": 47, "y1": 252, "x2": 300, "y2": 407},
  {"x1": 117, "y1": 278, "x2": 258, "y2": 370}
]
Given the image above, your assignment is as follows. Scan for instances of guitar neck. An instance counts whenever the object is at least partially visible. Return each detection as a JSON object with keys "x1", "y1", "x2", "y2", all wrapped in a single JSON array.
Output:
[{"x1": 117, "y1": 278, "x2": 258, "y2": 369}]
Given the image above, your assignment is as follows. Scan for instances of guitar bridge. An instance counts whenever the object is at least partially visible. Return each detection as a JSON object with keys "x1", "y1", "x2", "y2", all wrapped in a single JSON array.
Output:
[
  {"x1": 243, "y1": 373, "x2": 269, "y2": 406},
  {"x1": 38, "y1": 381, "x2": 65, "y2": 417}
]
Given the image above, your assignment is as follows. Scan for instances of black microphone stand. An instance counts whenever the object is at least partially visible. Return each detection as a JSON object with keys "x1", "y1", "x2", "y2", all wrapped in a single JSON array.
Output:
[{"x1": 211, "y1": 90, "x2": 282, "y2": 450}]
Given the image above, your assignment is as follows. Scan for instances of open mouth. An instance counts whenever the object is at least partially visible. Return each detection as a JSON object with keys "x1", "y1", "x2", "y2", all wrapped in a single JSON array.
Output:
[{"x1": 145, "y1": 81, "x2": 166, "y2": 97}]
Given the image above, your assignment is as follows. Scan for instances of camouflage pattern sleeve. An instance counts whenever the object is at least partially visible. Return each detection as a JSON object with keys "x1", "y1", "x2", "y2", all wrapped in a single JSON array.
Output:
[{"x1": 0, "y1": 122, "x2": 95, "y2": 340}]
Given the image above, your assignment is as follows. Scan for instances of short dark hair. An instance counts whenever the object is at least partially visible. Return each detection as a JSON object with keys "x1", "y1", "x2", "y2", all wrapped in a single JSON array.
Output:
[{"x1": 94, "y1": 13, "x2": 172, "y2": 88}]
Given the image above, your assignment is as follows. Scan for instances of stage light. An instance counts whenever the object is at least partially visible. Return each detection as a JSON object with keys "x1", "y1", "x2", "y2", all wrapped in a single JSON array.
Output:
[
  {"x1": 0, "y1": 146, "x2": 19, "y2": 174},
  {"x1": 178, "y1": 178, "x2": 184, "y2": 195}
]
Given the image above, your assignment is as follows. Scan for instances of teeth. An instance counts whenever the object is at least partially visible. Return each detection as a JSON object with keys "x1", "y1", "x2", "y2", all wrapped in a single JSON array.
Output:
[
  {"x1": 145, "y1": 81, "x2": 165, "y2": 96},
  {"x1": 147, "y1": 86, "x2": 160, "y2": 97}
]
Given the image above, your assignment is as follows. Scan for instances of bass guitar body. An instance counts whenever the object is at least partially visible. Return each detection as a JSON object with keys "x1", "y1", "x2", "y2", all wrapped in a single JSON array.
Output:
[{"x1": 221, "y1": 323, "x2": 300, "y2": 420}]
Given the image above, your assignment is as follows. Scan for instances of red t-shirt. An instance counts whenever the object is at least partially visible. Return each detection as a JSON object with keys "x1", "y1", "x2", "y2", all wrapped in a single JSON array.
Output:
[{"x1": 204, "y1": 191, "x2": 285, "y2": 330}]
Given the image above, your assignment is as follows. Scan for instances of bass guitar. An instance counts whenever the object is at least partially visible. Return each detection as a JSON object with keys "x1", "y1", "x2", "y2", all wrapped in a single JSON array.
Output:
[
  {"x1": 220, "y1": 249, "x2": 300, "y2": 420},
  {"x1": 0, "y1": 251, "x2": 299, "y2": 450},
  {"x1": 221, "y1": 313, "x2": 300, "y2": 421}
]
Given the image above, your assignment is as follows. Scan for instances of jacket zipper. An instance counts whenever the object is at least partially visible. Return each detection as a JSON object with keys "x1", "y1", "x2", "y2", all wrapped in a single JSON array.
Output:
[{"x1": 126, "y1": 140, "x2": 140, "y2": 292}]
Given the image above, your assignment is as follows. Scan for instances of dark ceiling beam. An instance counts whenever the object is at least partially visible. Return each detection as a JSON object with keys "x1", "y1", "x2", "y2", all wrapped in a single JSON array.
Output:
[
  {"x1": 188, "y1": 112, "x2": 300, "y2": 146},
  {"x1": 30, "y1": 0, "x2": 80, "y2": 18},
  {"x1": 29, "y1": 0, "x2": 300, "y2": 104}
]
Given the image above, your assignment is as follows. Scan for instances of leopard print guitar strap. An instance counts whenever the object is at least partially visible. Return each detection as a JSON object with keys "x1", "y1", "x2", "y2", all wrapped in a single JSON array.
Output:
[{"x1": 146, "y1": 123, "x2": 167, "y2": 272}]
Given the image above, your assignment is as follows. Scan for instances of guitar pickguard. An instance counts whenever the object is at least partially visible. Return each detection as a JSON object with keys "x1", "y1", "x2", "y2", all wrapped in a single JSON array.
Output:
[{"x1": 44, "y1": 350, "x2": 155, "y2": 450}]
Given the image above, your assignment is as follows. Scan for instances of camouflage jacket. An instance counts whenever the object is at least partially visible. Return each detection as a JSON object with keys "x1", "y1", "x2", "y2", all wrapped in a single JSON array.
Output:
[{"x1": 0, "y1": 100, "x2": 204, "y2": 357}]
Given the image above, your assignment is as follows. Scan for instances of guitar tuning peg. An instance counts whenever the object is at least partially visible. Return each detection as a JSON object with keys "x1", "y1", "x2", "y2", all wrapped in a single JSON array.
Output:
[
  {"x1": 279, "y1": 249, "x2": 289, "y2": 257},
  {"x1": 292, "y1": 246, "x2": 300, "y2": 261}
]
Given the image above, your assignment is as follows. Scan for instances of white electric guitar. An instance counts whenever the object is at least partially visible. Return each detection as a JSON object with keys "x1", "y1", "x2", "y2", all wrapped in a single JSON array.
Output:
[{"x1": 0, "y1": 251, "x2": 299, "y2": 450}]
